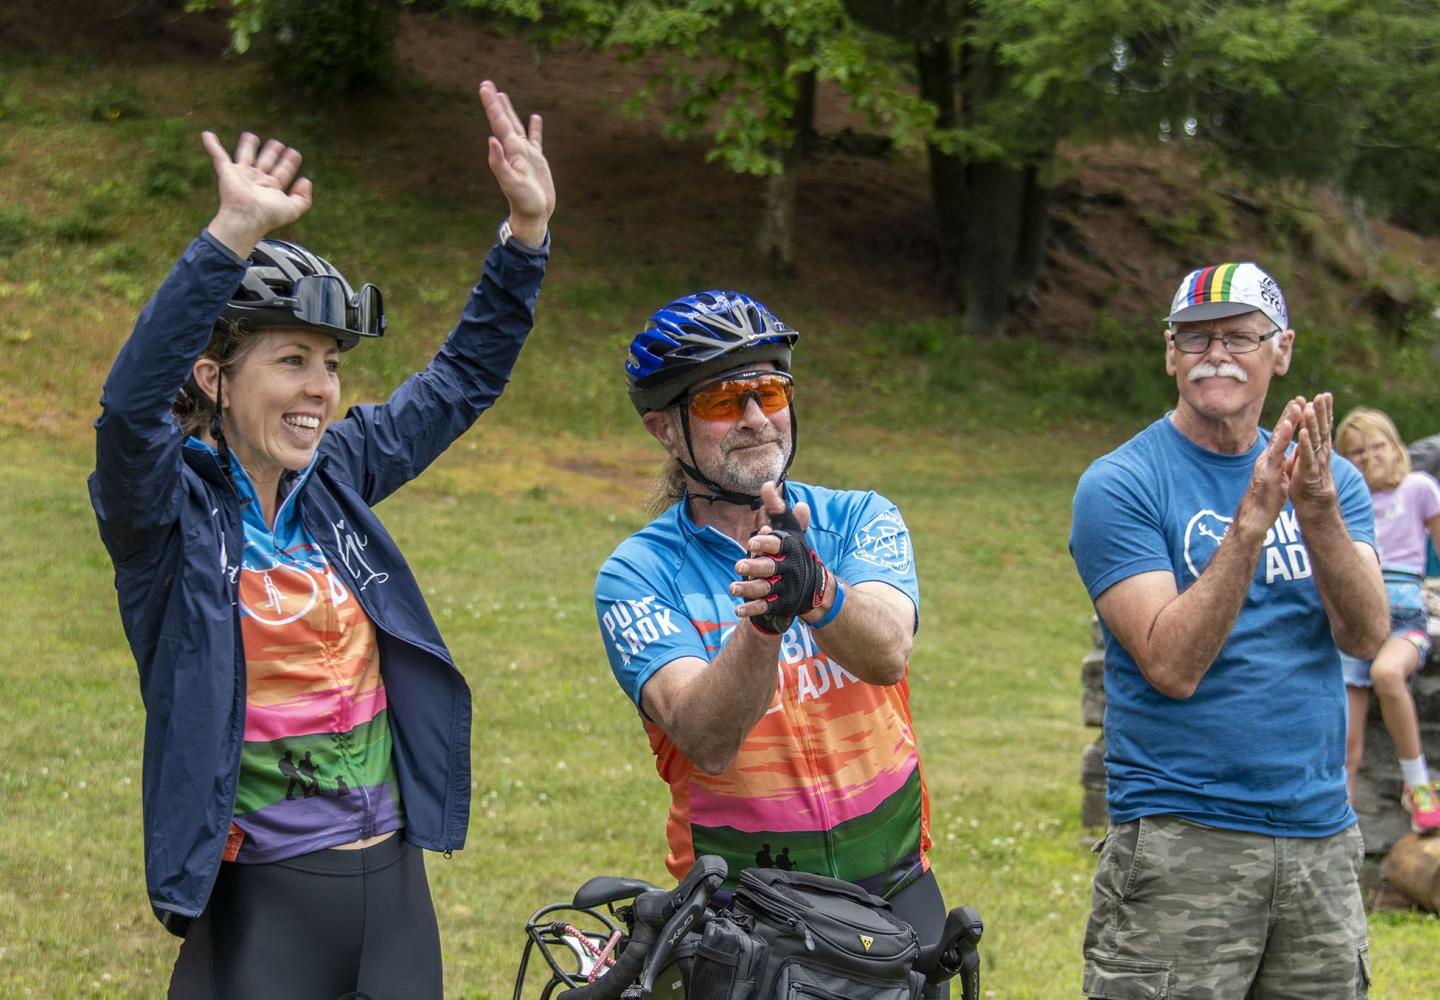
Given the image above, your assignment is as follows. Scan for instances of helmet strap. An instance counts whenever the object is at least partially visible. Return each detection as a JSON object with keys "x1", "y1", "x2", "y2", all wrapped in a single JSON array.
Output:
[
  {"x1": 675, "y1": 404, "x2": 798, "y2": 510},
  {"x1": 210, "y1": 371, "x2": 233, "y2": 480}
]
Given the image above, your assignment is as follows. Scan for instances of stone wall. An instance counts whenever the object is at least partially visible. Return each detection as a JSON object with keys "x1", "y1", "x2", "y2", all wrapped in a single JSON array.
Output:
[{"x1": 1078, "y1": 586, "x2": 1440, "y2": 856}]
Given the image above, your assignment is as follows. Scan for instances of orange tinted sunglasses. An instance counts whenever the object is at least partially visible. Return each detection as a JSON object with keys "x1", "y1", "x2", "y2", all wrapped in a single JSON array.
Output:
[{"x1": 684, "y1": 370, "x2": 794, "y2": 421}]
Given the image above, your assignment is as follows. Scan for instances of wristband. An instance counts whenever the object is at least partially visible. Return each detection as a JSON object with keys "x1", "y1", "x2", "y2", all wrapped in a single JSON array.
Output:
[
  {"x1": 811, "y1": 578, "x2": 846, "y2": 630},
  {"x1": 497, "y1": 219, "x2": 548, "y2": 253}
]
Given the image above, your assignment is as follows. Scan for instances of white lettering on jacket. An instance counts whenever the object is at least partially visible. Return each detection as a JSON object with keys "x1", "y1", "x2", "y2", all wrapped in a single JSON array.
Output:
[{"x1": 329, "y1": 519, "x2": 390, "y2": 592}]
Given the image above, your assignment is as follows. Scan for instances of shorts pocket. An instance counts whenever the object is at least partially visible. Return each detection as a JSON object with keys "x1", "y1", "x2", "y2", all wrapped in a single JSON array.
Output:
[
  {"x1": 1082, "y1": 954, "x2": 1170, "y2": 999},
  {"x1": 1357, "y1": 943, "x2": 1371, "y2": 998},
  {"x1": 1093, "y1": 822, "x2": 1145, "y2": 903}
]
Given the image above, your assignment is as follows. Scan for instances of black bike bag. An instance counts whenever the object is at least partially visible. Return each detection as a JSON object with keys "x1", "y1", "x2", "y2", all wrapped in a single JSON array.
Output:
[{"x1": 688, "y1": 868, "x2": 923, "y2": 999}]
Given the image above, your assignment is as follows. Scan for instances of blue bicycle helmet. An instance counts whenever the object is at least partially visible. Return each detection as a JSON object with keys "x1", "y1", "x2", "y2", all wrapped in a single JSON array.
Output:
[
  {"x1": 222, "y1": 239, "x2": 386, "y2": 351},
  {"x1": 626, "y1": 290, "x2": 798, "y2": 415}
]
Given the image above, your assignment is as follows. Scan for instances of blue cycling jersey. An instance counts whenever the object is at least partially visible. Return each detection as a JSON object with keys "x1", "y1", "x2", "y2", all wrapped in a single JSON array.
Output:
[{"x1": 595, "y1": 481, "x2": 933, "y2": 898}]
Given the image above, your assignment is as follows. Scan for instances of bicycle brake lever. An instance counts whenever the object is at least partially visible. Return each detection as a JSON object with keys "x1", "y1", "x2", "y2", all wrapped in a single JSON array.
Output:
[{"x1": 636, "y1": 855, "x2": 728, "y2": 996}]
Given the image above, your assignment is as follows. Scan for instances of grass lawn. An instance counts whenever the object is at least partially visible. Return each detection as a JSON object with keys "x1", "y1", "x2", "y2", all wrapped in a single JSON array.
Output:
[
  {"x1": 1, "y1": 40, "x2": 1436, "y2": 1000},
  {"x1": 4, "y1": 419, "x2": 1436, "y2": 998}
]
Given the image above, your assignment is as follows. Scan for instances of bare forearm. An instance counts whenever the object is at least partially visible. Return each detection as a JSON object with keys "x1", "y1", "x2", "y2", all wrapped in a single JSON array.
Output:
[
  {"x1": 806, "y1": 582, "x2": 912, "y2": 685},
  {"x1": 1143, "y1": 526, "x2": 1263, "y2": 697},
  {"x1": 1119, "y1": 494, "x2": 1275, "y2": 698},
  {"x1": 659, "y1": 626, "x2": 780, "y2": 775},
  {"x1": 1298, "y1": 502, "x2": 1386, "y2": 657}
]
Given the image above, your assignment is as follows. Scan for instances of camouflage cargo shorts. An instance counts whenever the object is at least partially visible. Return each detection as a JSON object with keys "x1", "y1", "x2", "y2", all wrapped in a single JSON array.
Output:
[{"x1": 1083, "y1": 816, "x2": 1369, "y2": 999}]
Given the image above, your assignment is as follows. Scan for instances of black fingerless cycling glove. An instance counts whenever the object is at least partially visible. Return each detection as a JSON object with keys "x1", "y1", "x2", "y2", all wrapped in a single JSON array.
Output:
[{"x1": 752, "y1": 505, "x2": 830, "y2": 636}]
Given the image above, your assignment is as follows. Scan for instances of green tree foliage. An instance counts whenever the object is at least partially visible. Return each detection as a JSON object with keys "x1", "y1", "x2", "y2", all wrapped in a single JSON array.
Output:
[
  {"x1": 466, "y1": 0, "x2": 934, "y2": 272},
  {"x1": 845, "y1": 0, "x2": 1440, "y2": 329},
  {"x1": 198, "y1": 0, "x2": 1440, "y2": 321},
  {"x1": 187, "y1": 0, "x2": 399, "y2": 97},
  {"x1": 1088, "y1": 0, "x2": 1440, "y2": 232}
]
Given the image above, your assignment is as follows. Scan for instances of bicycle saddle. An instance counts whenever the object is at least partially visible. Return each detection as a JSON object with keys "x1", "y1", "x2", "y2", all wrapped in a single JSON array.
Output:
[{"x1": 572, "y1": 875, "x2": 662, "y2": 909}]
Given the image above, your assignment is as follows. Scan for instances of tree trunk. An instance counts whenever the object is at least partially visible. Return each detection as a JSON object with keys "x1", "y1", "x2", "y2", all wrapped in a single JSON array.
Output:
[
  {"x1": 757, "y1": 70, "x2": 817, "y2": 277},
  {"x1": 848, "y1": 0, "x2": 1056, "y2": 327},
  {"x1": 959, "y1": 159, "x2": 1026, "y2": 334},
  {"x1": 914, "y1": 38, "x2": 965, "y2": 301},
  {"x1": 1013, "y1": 161, "x2": 1051, "y2": 295},
  {"x1": 759, "y1": 170, "x2": 800, "y2": 276},
  {"x1": 1382, "y1": 832, "x2": 1440, "y2": 911}
]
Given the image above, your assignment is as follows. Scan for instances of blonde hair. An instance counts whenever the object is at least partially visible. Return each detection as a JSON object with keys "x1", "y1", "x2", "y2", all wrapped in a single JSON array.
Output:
[
  {"x1": 648, "y1": 457, "x2": 689, "y2": 516},
  {"x1": 1335, "y1": 406, "x2": 1410, "y2": 491}
]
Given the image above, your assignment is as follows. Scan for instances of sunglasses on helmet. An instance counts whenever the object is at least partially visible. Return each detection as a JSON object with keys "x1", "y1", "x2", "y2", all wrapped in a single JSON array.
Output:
[
  {"x1": 284, "y1": 274, "x2": 387, "y2": 339},
  {"x1": 682, "y1": 370, "x2": 794, "y2": 421}
]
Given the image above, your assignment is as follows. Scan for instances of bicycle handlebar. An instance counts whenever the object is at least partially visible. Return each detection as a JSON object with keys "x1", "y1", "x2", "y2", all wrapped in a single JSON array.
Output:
[
  {"x1": 554, "y1": 855, "x2": 728, "y2": 1000},
  {"x1": 914, "y1": 905, "x2": 984, "y2": 1000},
  {"x1": 550, "y1": 859, "x2": 979, "y2": 1000}
]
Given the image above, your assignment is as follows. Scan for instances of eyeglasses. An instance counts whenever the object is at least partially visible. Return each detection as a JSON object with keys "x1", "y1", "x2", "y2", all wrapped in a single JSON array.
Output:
[
  {"x1": 1168, "y1": 327, "x2": 1278, "y2": 355},
  {"x1": 285, "y1": 275, "x2": 387, "y2": 338},
  {"x1": 683, "y1": 370, "x2": 794, "y2": 421}
]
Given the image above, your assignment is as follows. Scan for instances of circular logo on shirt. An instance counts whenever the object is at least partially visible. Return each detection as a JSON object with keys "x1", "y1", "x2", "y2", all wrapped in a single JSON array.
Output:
[
  {"x1": 853, "y1": 510, "x2": 912, "y2": 573},
  {"x1": 1183, "y1": 509, "x2": 1232, "y2": 579},
  {"x1": 239, "y1": 564, "x2": 321, "y2": 626}
]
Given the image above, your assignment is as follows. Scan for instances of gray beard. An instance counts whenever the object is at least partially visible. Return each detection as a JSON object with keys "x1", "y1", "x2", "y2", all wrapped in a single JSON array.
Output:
[{"x1": 708, "y1": 433, "x2": 786, "y2": 494}]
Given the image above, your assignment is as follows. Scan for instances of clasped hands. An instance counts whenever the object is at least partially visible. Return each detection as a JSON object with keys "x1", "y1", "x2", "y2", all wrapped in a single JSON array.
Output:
[
  {"x1": 730, "y1": 481, "x2": 831, "y2": 634},
  {"x1": 1249, "y1": 392, "x2": 1338, "y2": 524}
]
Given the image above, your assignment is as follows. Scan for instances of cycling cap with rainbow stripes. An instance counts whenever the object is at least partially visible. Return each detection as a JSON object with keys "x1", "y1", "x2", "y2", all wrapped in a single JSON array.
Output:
[{"x1": 1165, "y1": 261, "x2": 1288, "y2": 331}]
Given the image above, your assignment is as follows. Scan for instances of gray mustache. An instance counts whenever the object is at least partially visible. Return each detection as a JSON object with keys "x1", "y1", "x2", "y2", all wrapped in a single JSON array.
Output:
[{"x1": 1188, "y1": 362, "x2": 1248, "y2": 383}]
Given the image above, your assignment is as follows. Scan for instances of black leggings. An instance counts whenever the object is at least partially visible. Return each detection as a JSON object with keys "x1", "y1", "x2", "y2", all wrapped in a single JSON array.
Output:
[
  {"x1": 888, "y1": 868, "x2": 950, "y2": 1000},
  {"x1": 168, "y1": 835, "x2": 441, "y2": 1000}
]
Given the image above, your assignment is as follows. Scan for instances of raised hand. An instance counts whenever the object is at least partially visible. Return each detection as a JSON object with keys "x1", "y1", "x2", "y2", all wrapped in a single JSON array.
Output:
[
  {"x1": 201, "y1": 131, "x2": 312, "y2": 259},
  {"x1": 1286, "y1": 391, "x2": 1338, "y2": 512},
  {"x1": 479, "y1": 80, "x2": 555, "y2": 246}
]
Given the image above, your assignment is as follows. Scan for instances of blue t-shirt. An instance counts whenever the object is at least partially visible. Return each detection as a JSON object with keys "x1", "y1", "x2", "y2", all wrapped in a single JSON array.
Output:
[{"x1": 1069, "y1": 415, "x2": 1375, "y2": 837}]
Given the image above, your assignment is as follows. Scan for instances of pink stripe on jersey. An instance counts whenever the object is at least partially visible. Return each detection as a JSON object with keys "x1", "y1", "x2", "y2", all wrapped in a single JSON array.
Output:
[
  {"x1": 244, "y1": 684, "x2": 390, "y2": 743},
  {"x1": 689, "y1": 752, "x2": 919, "y2": 834}
]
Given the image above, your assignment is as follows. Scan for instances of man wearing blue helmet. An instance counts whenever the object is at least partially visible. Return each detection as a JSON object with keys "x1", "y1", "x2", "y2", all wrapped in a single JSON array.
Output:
[{"x1": 595, "y1": 291, "x2": 951, "y2": 993}]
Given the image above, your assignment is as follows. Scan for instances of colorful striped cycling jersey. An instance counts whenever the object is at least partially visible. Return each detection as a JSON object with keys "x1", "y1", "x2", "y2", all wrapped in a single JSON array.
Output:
[
  {"x1": 188, "y1": 441, "x2": 405, "y2": 864},
  {"x1": 594, "y1": 481, "x2": 931, "y2": 898}
]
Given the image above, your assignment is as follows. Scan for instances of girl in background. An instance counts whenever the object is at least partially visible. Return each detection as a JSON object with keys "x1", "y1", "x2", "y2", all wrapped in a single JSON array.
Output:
[{"x1": 1336, "y1": 407, "x2": 1440, "y2": 834}]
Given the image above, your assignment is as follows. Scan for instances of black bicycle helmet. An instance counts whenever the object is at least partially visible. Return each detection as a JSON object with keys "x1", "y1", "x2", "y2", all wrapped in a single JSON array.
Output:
[
  {"x1": 222, "y1": 239, "x2": 386, "y2": 351},
  {"x1": 625, "y1": 290, "x2": 797, "y2": 415}
]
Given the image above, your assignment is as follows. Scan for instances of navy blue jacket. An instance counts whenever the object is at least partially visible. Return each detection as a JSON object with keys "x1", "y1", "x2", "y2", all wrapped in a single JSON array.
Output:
[{"x1": 89, "y1": 229, "x2": 548, "y2": 935}]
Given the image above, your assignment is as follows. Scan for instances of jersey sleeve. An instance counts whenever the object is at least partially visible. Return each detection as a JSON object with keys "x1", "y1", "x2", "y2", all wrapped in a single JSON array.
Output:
[
  {"x1": 1069, "y1": 458, "x2": 1173, "y2": 601},
  {"x1": 828, "y1": 492, "x2": 920, "y2": 618},
  {"x1": 1333, "y1": 459, "x2": 1377, "y2": 549},
  {"x1": 594, "y1": 548, "x2": 709, "y2": 708}
]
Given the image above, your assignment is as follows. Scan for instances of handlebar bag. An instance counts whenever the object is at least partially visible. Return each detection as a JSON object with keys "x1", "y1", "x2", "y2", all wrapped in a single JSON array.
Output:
[{"x1": 689, "y1": 868, "x2": 923, "y2": 1000}]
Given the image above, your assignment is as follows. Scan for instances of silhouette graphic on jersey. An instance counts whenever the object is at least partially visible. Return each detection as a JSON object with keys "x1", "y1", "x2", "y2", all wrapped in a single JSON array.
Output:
[
  {"x1": 296, "y1": 751, "x2": 321, "y2": 797},
  {"x1": 278, "y1": 750, "x2": 307, "y2": 801}
]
